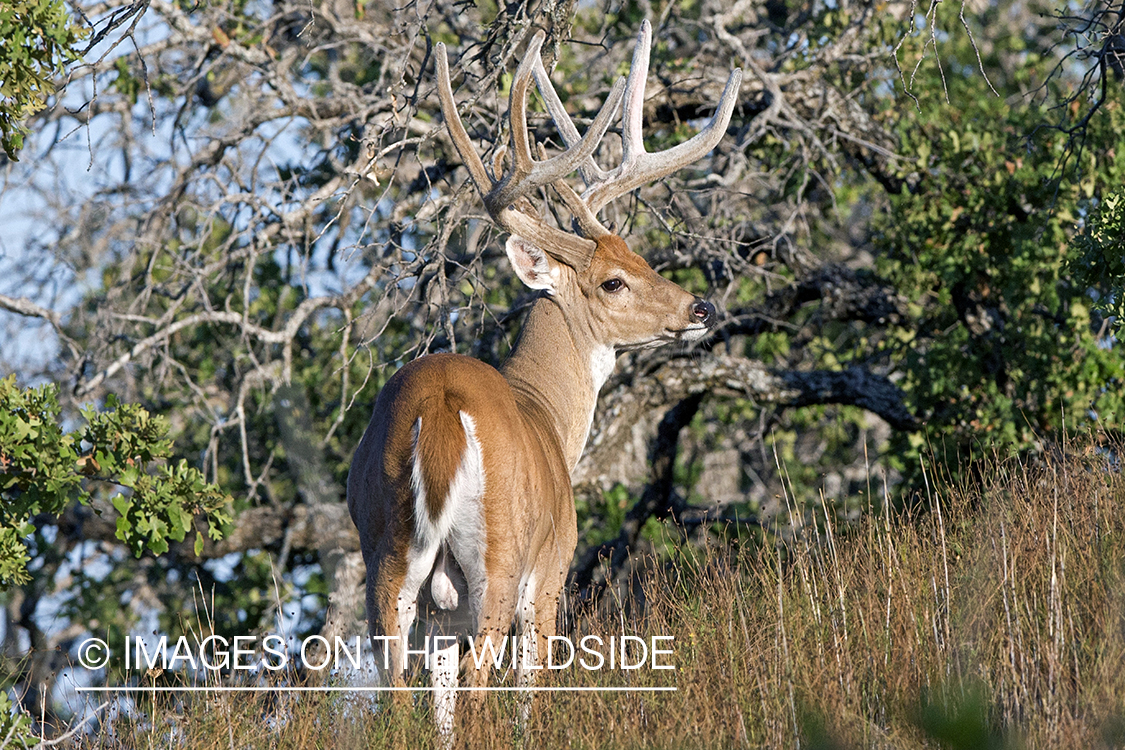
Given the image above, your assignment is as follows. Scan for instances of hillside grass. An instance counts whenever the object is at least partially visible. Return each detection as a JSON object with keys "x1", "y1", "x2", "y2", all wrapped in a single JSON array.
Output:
[{"x1": 64, "y1": 441, "x2": 1125, "y2": 748}]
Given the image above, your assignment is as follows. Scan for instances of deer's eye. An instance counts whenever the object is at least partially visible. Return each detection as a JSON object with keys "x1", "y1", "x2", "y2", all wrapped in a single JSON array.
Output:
[{"x1": 601, "y1": 278, "x2": 624, "y2": 293}]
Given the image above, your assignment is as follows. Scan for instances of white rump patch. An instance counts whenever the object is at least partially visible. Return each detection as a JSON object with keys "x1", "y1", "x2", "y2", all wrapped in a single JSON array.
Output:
[
  {"x1": 411, "y1": 412, "x2": 486, "y2": 550},
  {"x1": 398, "y1": 411, "x2": 488, "y2": 667},
  {"x1": 442, "y1": 412, "x2": 488, "y2": 622}
]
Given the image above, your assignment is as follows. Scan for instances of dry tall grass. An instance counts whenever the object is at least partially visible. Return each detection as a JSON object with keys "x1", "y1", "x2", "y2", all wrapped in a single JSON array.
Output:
[{"x1": 73, "y1": 444, "x2": 1125, "y2": 749}]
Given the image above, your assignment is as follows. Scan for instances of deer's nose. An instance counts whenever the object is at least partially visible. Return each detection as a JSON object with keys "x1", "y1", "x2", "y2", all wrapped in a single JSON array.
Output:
[{"x1": 690, "y1": 298, "x2": 717, "y2": 327}]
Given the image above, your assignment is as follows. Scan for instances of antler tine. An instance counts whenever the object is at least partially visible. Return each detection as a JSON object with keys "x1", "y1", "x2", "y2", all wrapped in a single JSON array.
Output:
[
  {"x1": 551, "y1": 178, "x2": 611, "y2": 238},
  {"x1": 581, "y1": 20, "x2": 744, "y2": 216},
  {"x1": 435, "y1": 42, "x2": 494, "y2": 197},
  {"x1": 620, "y1": 19, "x2": 653, "y2": 170},
  {"x1": 531, "y1": 57, "x2": 614, "y2": 187},
  {"x1": 534, "y1": 142, "x2": 611, "y2": 238},
  {"x1": 488, "y1": 32, "x2": 625, "y2": 212}
]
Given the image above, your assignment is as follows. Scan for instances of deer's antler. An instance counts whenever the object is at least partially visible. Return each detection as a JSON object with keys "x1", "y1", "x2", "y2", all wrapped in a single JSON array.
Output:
[
  {"x1": 436, "y1": 32, "x2": 623, "y2": 269},
  {"x1": 435, "y1": 22, "x2": 743, "y2": 266},
  {"x1": 535, "y1": 20, "x2": 744, "y2": 232}
]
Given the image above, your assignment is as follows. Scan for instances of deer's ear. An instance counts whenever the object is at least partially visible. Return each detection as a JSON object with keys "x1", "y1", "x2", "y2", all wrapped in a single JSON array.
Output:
[{"x1": 505, "y1": 235, "x2": 560, "y2": 293}]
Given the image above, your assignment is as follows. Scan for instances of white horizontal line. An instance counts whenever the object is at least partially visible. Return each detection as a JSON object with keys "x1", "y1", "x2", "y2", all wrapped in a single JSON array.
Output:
[{"x1": 77, "y1": 686, "x2": 676, "y2": 693}]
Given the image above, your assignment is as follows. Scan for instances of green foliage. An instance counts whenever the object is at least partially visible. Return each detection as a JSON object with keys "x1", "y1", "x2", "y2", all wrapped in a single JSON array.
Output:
[
  {"x1": 916, "y1": 679, "x2": 1007, "y2": 750},
  {"x1": 0, "y1": 691, "x2": 34, "y2": 748},
  {"x1": 0, "y1": 375, "x2": 232, "y2": 589},
  {"x1": 63, "y1": 244, "x2": 398, "y2": 641},
  {"x1": 872, "y1": 22, "x2": 1125, "y2": 475},
  {"x1": 0, "y1": 0, "x2": 86, "y2": 160},
  {"x1": 111, "y1": 56, "x2": 141, "y2": 105},
  {"x1": 1070, "y1": 187, "x2": 1125, "y2": 326}
]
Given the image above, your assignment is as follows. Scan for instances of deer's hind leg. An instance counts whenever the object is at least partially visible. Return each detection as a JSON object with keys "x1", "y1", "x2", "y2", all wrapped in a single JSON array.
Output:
[{"x1": 362, "y1": 527, "x2": 443, "y2": 687}]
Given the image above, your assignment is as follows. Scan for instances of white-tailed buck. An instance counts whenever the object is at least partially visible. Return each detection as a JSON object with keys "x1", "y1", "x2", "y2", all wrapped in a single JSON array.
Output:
[{"x1": 347, "y1": 20, "x2": 741, "y2": 739}]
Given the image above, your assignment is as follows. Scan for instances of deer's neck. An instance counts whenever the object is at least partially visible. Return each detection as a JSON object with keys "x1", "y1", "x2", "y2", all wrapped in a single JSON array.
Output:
[{"x1": 500, "y1": 297, "x2": 615, "y2": 472}]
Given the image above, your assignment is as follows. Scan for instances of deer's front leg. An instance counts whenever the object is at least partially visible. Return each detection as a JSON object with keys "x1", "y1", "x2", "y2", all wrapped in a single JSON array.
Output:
[
  {"x1": 428, "y1": 624, "x2": 459, "y2": 749},
  {"x1": 515, "y1": 575, "x2": 540, "y2": 727},
  {"x1": 454, "y1": 586, "x2": 512, "y2": 744}
]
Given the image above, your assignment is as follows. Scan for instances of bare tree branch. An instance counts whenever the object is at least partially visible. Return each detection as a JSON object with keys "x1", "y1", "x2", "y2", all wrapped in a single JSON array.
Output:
[{"x1": 579, "y1": 353, "x2": 914, "y2": 488}]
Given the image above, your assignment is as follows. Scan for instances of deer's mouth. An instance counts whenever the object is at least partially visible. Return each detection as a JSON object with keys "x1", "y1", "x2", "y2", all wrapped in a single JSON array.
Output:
[
  {"x1": 664, "y1": 324, "x2": 710, "y2": 341},
  {"x1": 617, "y1": 325, "x2": 710, "y2": 352}
]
